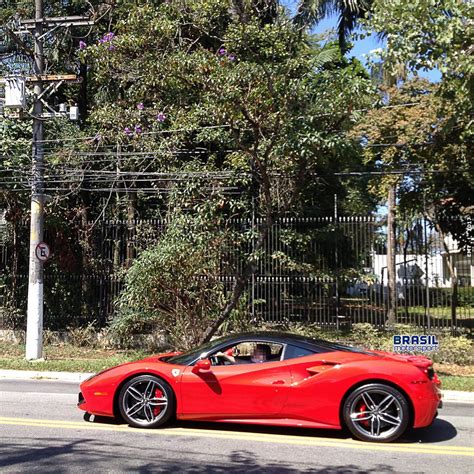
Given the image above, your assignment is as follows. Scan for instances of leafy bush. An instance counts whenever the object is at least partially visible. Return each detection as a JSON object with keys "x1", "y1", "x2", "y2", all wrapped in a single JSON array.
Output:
[
  {"x1": 67, "y1": 322, "x2": 99, "y2": 347},
  {"x1": 349, "y1": 324, "x2": 472, "y2": 365},
  {"x1": 112, "y1": 215, "x2": 227, "y2": 349},
  {"x1": 266, "y1": 321, "x2": 340, "y2": 342},
  {"x1": 43, "y1": 329, "x2": 63, "y2": 346},
  {"x1": 217, "y1": 292, "x2": 252, "y2": 335},
  {"x1": 458, "y1": 287, "x2": 474, "y2": 307},
  {"x1": 431, "y1": 336, "x2": 473, "y2": 366},
  {"x1": 0, "y1": 304, "x2": 24, "y2": 330},
  {"x1": 351, "y1": 323, "x2": 381, "y2": 349}
]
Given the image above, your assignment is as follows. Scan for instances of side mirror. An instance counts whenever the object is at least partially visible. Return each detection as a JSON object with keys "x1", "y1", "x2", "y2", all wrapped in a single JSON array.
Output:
[{"x1": 193, "y1": 358, "x2": 211, "y2": 373}]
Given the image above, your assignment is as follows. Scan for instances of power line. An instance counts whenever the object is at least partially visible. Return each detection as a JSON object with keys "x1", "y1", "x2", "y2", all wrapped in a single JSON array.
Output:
[
  {"x1": 30, "y1": 123, "x2": 234, "y2": 145},
  {"x1": 0, "y1": 168, "x2": 463, "y2": 189},
  {"x1": 5, "y1": 101, "x2": 427, "y2": 147}
]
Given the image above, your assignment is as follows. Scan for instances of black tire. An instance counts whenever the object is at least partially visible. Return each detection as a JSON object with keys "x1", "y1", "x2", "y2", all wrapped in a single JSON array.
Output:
[
  {"x1": 118, "y1": 374, "x2": 175, "y2": 428},
  {"x1": 343, "y1": 383, "x2": 410, "y2": 442}
]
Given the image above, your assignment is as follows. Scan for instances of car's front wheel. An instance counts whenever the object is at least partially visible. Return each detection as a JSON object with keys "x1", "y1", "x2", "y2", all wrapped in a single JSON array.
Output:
[
  {"x1": 343, "y1": 383, "x2": 410, "y2": 442},
  {"x1": 118, "y1": 374, "x2": 175, "y2": 428}
]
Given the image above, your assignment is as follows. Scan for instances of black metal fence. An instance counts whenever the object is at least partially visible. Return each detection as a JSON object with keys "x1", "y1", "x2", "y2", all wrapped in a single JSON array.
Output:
[{"x1": 0, "y1": 215, "x2": 472, "y2": 330}]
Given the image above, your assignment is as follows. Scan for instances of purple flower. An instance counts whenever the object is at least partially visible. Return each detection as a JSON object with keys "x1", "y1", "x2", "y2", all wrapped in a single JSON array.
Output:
[
  {"x1": 218, "y1": 47, "x2": 227, "y2": 56},
  {"x1": 134, "y1": 125, "x2": 142, "y2": 134},
  {"x1": 124, "y1": 127, "x2": 133, "y2": 136},
  {"x1": 227, "y1": 54, "x2": 236, "y2": 62},
  {"x1": 99, "y1": 32, "x2": 115, "y2": 45},
  {"x1": 78, "y1": 40, "x2": 87, "y2": 50},
  {"x1": 108, "y1": 44, "x2": 115, "y2": 51},
  {"x1": 156, "y1": 112, "x2": 166, "y2": 122},
  {"x1": 137, "y1": 103, "x2": 144, "y2": 110}
]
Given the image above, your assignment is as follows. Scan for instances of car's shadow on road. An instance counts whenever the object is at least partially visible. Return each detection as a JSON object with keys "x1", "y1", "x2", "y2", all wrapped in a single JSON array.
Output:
[
  {"x1": 402, "y1": 418, "x2": 458, "y2": 443},
  {"x1": 86, "y1": 414, "x2": 458, "y2": 444}
]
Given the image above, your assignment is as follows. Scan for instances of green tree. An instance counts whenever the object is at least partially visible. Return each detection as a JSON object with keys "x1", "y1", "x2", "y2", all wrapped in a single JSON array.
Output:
[
  {"x1": 2, "y1": 0, "x2": 378, "y2": 341},
  {"x1": 293, "y1": 0, "x2": 373, "y2": 50},
  {"x1": 363, "y1": 0, "x2": 473, "y2": 237},
  {"x1": 114, "y1": 213, "x2": 229, "y2": 349},
  {"x1": 79, "y1": 0, "x2": 374, "y2": 343},
  {"x1": 352, "y1": 77, "x2": 472, "y2": 326},
  {"x1": 361, "y1": 0, "x2": 473, "y2": 326}
]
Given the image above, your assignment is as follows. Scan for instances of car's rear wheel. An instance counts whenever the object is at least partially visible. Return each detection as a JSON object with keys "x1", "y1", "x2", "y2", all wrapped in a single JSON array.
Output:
[
  {"x1": 343, "y1": 383, "x2": 410, "y2": 442},
  {"x1": 118, "y1": 375, "x2": 174, "y2": 428}
]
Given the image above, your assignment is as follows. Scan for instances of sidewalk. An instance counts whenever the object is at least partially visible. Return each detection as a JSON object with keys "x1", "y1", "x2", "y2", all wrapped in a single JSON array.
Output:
[{"x1": 0, "y1": 369, "x2": 473, "y2": 402}]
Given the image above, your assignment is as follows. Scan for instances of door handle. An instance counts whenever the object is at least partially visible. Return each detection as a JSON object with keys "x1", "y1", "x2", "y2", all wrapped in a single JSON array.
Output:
[{"x1": 272, "y1": 380, "x2": 285, "y2": 385}]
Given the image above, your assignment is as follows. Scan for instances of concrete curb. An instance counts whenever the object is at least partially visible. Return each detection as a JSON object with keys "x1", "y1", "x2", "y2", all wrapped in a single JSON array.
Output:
[
  {"x1": 0, "y1": 369, "x2": 94, "y2": 383},
  {"x1": 441, "y1": 390, "x2": 474, "y2": 403},
  {"x1": 0, "y1": 369, "x2": 473, "y2": 402}
]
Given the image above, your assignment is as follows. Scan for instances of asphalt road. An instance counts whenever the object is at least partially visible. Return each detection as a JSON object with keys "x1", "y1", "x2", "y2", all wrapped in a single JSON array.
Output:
[{"x1": 0, "y1": 379, "x2": 472, "y2": 473}]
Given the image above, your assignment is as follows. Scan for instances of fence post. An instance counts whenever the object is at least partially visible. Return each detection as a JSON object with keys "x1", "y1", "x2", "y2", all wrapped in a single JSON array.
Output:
[{"x1": 334, "y1": 194, "x2": 341, "y2": 329}]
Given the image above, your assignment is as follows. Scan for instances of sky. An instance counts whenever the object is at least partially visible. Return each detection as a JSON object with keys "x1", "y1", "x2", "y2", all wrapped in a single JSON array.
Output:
[{"x1": 282, "y1": 1, "x2": 441, "y2": 83}]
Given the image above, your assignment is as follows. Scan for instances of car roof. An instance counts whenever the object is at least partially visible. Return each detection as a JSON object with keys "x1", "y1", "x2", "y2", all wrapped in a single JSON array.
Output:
[
  {"x1": 216, "y1": 331, "x2": 343, "y2": 351},
  {"x1": 166, "y1": 330, "x2": 375, "y2": 366}
]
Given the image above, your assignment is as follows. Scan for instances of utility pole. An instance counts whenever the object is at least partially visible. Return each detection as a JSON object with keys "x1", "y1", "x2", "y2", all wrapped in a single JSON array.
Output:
[
  {"x1": 0, "y1": 5, "x2": 99, "y2": 361},
  {"x1": 25, "y1": 0, "x2": 45, "y2": 360},
  {"x1": 1, "y1": 5, "x2": 102, "y2": 360}
]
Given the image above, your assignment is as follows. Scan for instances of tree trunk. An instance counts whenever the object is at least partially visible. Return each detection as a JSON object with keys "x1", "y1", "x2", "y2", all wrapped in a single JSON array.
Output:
[
  {"x1": 199, "y1": 221, "x2": 271, "y2": 344},
  {"x1": 78, "y1": 61, "x2": 88, "y2": 125},
  {"x1": 403, "y1": 227, "x2": 409, "y2": 322},
  {"x1": 432, "y1": 221, "x2": 457, "y2": 328},
  {"x1": 386, "y1": 184, "x2": 397, "y2": 326},
  {"x1": 450, "y1": 268, "x2": 458, "y2": 328}
]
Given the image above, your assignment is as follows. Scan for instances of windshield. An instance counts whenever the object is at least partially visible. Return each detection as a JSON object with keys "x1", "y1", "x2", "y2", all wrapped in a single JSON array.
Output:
[{"x1": 165, "y1": 334, "x2": 233, "y2": 365}]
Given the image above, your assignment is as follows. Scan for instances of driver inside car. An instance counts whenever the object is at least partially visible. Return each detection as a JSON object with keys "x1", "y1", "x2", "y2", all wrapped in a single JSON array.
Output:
[{"x1": 214, "y1": 344, "x2": 272, "y2": 364}]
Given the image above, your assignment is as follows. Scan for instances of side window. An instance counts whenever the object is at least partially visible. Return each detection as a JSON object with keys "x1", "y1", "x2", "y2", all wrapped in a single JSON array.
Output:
[
  {"x1": 211, "y1": 341, "x2": 284, "y2": 365},
  {"x1": 283, "y1": 344, "x2": 316, "y2": 361}
]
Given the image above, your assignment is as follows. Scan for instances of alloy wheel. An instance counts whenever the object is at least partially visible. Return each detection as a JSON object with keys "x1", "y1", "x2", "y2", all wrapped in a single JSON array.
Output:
[
  {"x1": 344, "y1": 383, "x2": 409, "y2": 442},
  {"x1": 119, "y1": 375, "x2": 173, "y2": 428}
]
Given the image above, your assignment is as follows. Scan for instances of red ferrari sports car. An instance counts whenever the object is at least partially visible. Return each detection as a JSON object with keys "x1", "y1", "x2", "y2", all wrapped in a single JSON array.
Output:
[{"x1": 78, "y1": 331, "x2": 442, "y2": 442}]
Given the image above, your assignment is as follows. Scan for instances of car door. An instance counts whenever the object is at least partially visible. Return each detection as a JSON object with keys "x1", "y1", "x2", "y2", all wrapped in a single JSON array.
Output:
[
  {"x1": 280, "y1": 345, "x2": 352, "y2": 426},
  {"x1": 179, "y1": 351, "x2": 292, "y2": 419}
]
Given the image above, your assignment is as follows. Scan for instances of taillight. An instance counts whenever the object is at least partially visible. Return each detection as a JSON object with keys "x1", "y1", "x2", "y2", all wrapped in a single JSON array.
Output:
[
  {"x1": 411, "y1": 364, "x2": 440, "y2": 385},
  {"x1": 426, "y1": 367, "x2": 435, "y2": 380},
  {"x1": 424, "y1": 366, "x2": 441, "y2": 385}
]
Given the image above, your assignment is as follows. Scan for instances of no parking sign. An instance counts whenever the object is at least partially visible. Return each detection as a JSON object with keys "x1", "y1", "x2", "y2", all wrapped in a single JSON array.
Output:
[{"x1": 35, "y1": 242, "x2": 51, "y2": 261}]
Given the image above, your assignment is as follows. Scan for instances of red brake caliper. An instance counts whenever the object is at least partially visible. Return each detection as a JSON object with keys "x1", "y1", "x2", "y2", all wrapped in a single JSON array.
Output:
[
  {"x1": 153, "y1": 388, "x2": 163, "y2": 416},
  {"x1": 357, "y1": 403, "x2": 370, "y2": 427}
]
